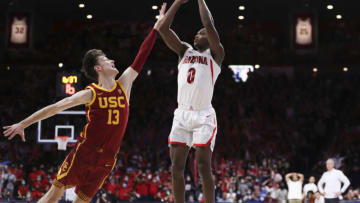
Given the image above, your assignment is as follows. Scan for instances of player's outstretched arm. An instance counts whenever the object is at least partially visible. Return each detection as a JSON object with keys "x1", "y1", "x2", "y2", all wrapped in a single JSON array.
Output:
[
  {"x1": 2, "y1": 89, "x2": 93, "y2": 142},
  {"x1": 197, "y1": 0, "x2": 225, "y2": 66},
  {"x1": 158, "y1": 0, "x2": 189, "y2": 58},
  {"x1": 118, "y1": 3, "x2": 167, "y2": 98}
]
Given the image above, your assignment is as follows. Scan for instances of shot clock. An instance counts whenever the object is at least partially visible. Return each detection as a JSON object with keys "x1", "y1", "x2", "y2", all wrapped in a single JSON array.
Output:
[{"x1": 56, "y1": 72, "x2": 82, "y2": 97}]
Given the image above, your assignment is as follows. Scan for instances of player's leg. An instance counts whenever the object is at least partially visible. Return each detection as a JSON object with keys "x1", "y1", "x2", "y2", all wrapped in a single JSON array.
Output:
[
  {"x1": 38, "y1": 184, "x2": 65, "y2": 203},
  {"x1": 170, "y1": 144, "x2": 191, "y2": 203},
  {"x1": 192, "y1": 108, "x2": 217, "y2": 203},
  {"x1": 195, "y1": 145, "x2": 214, "y2": 203},
  {"x1": 169, "y1": 108, "x2": 192, "y2": 202}
]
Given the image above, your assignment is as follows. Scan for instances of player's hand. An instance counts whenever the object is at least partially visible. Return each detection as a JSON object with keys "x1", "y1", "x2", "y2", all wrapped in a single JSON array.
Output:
[
  {"x1": 154, "y1": 3, "x2": 167, "y2": 31},
  {"x1": 321, "y1": 192, "x2": 326, "y2": 196},
  {"x1": 336, "y1": 192, "x2": 341, "y2": 196},
  {"x1": 3, "y1": 123, "x2": 26, "y2": 142}
]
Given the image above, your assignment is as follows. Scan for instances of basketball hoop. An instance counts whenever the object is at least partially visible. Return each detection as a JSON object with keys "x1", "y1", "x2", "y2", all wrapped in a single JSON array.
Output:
[{"x1": 56, "y1": 136, "x2": 69, "y2": 151}]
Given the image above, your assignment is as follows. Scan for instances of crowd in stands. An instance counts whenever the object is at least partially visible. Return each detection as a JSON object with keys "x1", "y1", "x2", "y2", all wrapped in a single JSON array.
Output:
[
  {"x1": 1, "y1": 66, "x2": 360, "y2": 202},
  {"x1": 0, "y1": 152, "x2": 359, "y2": 202}
]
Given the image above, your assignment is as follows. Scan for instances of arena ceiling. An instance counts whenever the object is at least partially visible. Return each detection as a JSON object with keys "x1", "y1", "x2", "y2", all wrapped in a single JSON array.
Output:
[{"x1": 0, "y1": 0, "x2": 359, "y2": 26}]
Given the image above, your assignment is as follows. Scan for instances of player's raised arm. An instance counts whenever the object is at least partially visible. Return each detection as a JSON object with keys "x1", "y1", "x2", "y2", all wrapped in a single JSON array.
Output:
[
  {"x1": 117, "y1": 3, "x2": 167, "y2": 97},
  {"x1": 2, "y1": 89, "x2": 93, "y2": 142},
  {"x1": 197, "y1": 0, "x2": 225, "y2": 66},
  {"x1": 158, "y1": 0, "x2": 189, "y2": 58}
]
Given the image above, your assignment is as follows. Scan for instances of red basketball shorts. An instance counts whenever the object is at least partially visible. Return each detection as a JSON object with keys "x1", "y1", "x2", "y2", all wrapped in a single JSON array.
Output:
[{"x1": 53, "y1": 142, "x2": 117, "y2": 202}]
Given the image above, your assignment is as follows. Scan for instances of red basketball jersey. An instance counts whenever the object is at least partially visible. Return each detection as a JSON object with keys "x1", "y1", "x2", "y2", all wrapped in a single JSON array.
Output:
[{"x1": 79, "y1": 81, "x2": 129, "y2": 155}]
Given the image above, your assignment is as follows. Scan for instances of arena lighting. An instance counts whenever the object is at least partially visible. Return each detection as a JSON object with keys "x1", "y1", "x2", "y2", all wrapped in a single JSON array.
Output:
[
  {"x1": 238, "y1": 16, "x2": 245, "y2": 20},
  {"x1": 7, "y1": 66, "x2": 10, "y2": 70},
  {"x1": 336, "y1": 14, "x2": 342, "y2": 19},
  {"x1": 152, "y1": 5, "x2": 158, "y2": 10},
  {"x1": 254, "y1": 64, "x2": 260, "y2": 69},
  {"x1": 147, "y1": 70, "x2": 152, "y2": 76},
  {"x1": 155, "y1": 15, "x2": 160, "y2": 19},
  {"x1": 343, "y1": 67, "x2": 348, "y2": 72},
  {"x1": 239, "y1": 6, "x2": 245, "y2": 10},
  {"x1": 313, "y1": 68, "x2": 318, "y2": 72},
  {"x1": 79, "y1": 4, "x2": 85, "y2": 8},
  {"x1": 58, "y1": 63, "x2": 63, "y2": 68},
  {"x1": 86, "y1": 14, "x2": 93, "y2": 20},
  {"x1": 327, "y1": 5, "x2": 334, "y2": 10}
]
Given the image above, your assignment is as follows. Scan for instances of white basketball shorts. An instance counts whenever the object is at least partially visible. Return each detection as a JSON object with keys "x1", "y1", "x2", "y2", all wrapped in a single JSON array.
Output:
[{"x1": 168, "y1": 106, "x2": 217, "y2": 151}]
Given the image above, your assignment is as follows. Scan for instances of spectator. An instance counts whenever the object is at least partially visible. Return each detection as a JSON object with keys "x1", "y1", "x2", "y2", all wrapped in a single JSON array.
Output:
[
  {"x1": 314, "y1": 192, "x2": 325, "y2": 203},
  {"x1": 17, "y1": 180, "x2": 29, "y2": 200},
  {"x1": 276, "y1": 183, "x2": 288, "y2": 203},
  {"x1": 318, "y1": 159, "x2": 350, "y2": 203},
  {"x1": 4, "y1": 168, "x2": 16, "y2": 197},
  {"x1": 304, "y1": 176, "x2": 318, "y2": 202},
  {"x1": 286, "y1": 172, "x2": 304, "y2": 203},
  {"x1": 304, "y1": 176, "x2": 318, "y2": 196}
]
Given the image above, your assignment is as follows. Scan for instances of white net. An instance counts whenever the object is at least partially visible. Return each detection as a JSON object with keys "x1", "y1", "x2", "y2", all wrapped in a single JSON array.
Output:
[{"x1": 56, "y1": 136, "x2": 69, "y2": 151}]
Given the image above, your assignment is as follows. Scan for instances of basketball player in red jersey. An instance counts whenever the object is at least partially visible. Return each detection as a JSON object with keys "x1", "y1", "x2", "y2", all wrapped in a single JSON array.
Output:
[
  {"x1": 2, "y1": 4, "x2": 167, "y2": 203},
  {"x1": 158, "y1": 0, "x2": 225, "y2": 203}
]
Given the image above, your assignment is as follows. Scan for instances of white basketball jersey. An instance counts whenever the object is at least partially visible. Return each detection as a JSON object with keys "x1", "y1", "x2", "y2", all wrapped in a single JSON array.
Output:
[{"x1": 177, "y1": 47, "x2": 221, "y2": 110}]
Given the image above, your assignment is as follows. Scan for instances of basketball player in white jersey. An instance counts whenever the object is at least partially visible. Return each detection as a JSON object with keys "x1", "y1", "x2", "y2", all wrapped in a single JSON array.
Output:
[{"x1": 158, "y1": 0, "x2": 224, "y2": 202}]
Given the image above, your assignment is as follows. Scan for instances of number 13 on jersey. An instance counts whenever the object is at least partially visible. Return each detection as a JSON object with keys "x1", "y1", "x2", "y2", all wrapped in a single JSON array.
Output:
[{"x1": 107, "y1": 109, "x2": 120, "y2": 125}]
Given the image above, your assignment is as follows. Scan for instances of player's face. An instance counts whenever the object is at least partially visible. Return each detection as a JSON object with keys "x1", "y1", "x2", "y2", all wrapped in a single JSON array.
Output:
[
  {"x1": 194, "y1": 28, "x2": 209, "y2": 50},
  {"x1": 96, "y1": 55, "x2": 118, "y2": 77},
  {"x1": 309, "y1": 176, "x2": 315, "y2": 183}
]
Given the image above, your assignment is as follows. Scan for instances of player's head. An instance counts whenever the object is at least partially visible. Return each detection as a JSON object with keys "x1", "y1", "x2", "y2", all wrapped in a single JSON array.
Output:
[
  {"x1": 194, "y1": 28, "x2": 209, "y2": 50},
  {"x1": 309, "y1": 176, "x2": 315, "y2": 183},
  {"x1": 326, "y1": 159, "x2": 335, "y2": 170},
  {"x1": 81, "y1": 49, "x2": 118, "y2": 81}
]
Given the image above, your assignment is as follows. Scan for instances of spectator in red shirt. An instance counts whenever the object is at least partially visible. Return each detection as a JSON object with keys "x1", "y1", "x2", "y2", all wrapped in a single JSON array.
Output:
[
  {"x1": 149, "y1": 177, "x2": 160, "y2": 197},
  {"x1": 31, "y1": 177, "x2": 42, "y2": 190},
  {"x1": 105, "y1": 178, "x2": 117, "y2": 195},
  {"x1": 13, "y1": 164, "x2": 25, "y2": 180},
  {"x1": 134, "y1": 176, "x2": 149, "y2": 199},
  {"x1": 118, "y1": 183, "x2": 131, "y2": 201},
  {"x1": 31, "y1": 185, "x2": 43, "y2": 201},
  {"x1": 28, "y1": 166, "x2": 37, "y2": 181},
  {"x1": 17, "y1": 180, "x2": 29, "y2": 200},
  {"x1": 36, "y1": 164, "x2": 46, "y2": 179}
]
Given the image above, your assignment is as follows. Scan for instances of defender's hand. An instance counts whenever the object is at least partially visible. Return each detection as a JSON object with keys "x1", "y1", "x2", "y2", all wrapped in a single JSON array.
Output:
[
  {"x1": 3, "y1": 123, "x2": 26, "y2": 142},
  {"x1": 154, "y1": 3, "x2": 167, "y2": 31}
]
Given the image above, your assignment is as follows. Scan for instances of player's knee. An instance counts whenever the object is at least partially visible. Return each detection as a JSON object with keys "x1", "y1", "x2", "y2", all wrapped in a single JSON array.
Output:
[
  {"x1": 196, "y1": 159, "x2": 211, "y2": 174},
  {"x1": 171, "y1": 162, "x2": 185, "y2": 176},
  {"x1": 39, "y1": 186, "x2": 64, "y2": 203}
]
